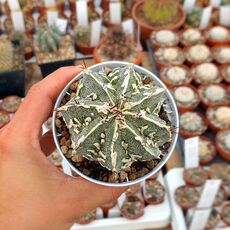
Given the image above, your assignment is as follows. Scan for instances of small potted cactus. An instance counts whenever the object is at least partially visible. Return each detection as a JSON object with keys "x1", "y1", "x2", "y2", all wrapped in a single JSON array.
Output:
[
  {"x1": 0, "y1": 36, "x2": 25, "y2": 98},
  {"x1": 93, "y1": 27, "x2": 142, "y2": 65},
  {"x1": 4, "y1": 0, "x2": 33, "y2": 16},
  {"x1": 132, "y1": 0, "x2": 185, "y2": 41},
  {"x1": 34, "y1": 25, "x2": 75, "y2": 77},
  {"x1": 73, "y1": 24, "x2": 99, "y2": 55},
  {"x1": 52, "y1": 62, "x2": 178, "y2": 186}
]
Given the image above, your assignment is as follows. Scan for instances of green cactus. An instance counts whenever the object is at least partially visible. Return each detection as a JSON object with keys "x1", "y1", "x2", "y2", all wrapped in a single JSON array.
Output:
[
  {"x1": 185, "y1": 8, "x2": 202, "y2": 28},
  {"x1": 143, "y1": 0, "x2": 178, "y2": 26},
  {"x1": 74, "y1": 25, "x2": 91, "y2": 46},
  {"x1": 0, "y1": 36, "x2": 13, "y2": 72},
  {"x1": 36, "y1": 25, "x2": 61, "y2": 52},
  {"x1": 58, "y1": 65, "x2": 171, "y2": 172}
]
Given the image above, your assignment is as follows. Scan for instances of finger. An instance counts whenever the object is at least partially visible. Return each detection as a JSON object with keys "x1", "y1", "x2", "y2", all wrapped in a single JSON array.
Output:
[
  {"x1": 40, "y1": 130, "x2": 56, "y2": 156},
  {"x1": 12, "y1": 66, "x2": 83, "y2": 138},
  {"x1": 60, "y1": 176, "x2": 127, "y2": 221}
]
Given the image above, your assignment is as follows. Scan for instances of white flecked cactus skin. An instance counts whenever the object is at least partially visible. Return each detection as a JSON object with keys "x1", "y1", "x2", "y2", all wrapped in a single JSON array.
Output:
[{"x1": 58, "y1": 65, "x2": 171, "y2": 172}]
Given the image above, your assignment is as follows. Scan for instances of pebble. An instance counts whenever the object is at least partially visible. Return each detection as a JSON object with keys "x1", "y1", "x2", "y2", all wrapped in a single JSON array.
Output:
[
  {"x1": 129, "y1": 173, "x2": 137, "y2": 180},
  {"x1": 83, "y1": 169, "x2": 91, "y2": 176},
  {"x1": 108, "y1": 172, "x2": 118, "y2": 183},
  {"x1": 61, "y1": 146, "x2": 68, "y2": 154},
  {"x1": 120, "y1": 170, "x2": 128, "y2": 182},
  {"x1": 55, "y1": 119, "x2": 61, "y2": 128}
]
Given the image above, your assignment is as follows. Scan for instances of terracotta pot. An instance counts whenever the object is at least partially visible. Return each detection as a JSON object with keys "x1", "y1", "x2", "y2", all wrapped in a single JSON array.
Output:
[
  {"x1": 212, "y1": 45, "x2": 230, "y2": 65},
  {"x1": 204, "y1": 26, "x2": 230, "y2": 47},
  {"x1": 198, "y1": 136, "x2": 216, "y2": 165},
  {"x1": 75, "y1": 42, "x2": 94, "y2": 55},
  {"x1": 216, "y1": 129, "x2": 230, "y2": 162},
  {"x1": 132, "y1": 0, "x2": 186, "y2": 42},
  {"x1": 93, "y1": 40, "x2": 142, "y2": 65},
  {"x1": 101, "y1": 0, "x2": 124, "y2": 11},
  {"x1": 198, "y1": 83, "x2": 229, "y2": 109},
  {"x1": 179, "y1": 111, "x2": 208, "y2": 138},
  {"x1": 220, "y1": 64, "x2": 230, "y2": 83},
  {"x1": 172, "y1": 84, "x2": 200, "y2": 113},
  {"x1": 160, "y1": 64, "x2": 192, "y2": 89},
  {"x1": 100, "y1": 200, "x2": 117, "y2": 218},
  {"x1": 38, "y1": 2, "x2": 65, "y2": 15},
  {"x1": 221, "y1": 203, "x2": 230, "y2": 226}
]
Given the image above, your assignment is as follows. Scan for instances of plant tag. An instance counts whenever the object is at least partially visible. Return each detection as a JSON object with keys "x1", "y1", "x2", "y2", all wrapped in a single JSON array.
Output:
[
  {"x1": 183, "y1": 0, "x2": 196, "y2": 13},
  {"x1": 197, "y1": 180, "x2": 221, "y2": 209},
  {"x1": 122, "y1": 19, "x2": 134, "y2": 37},
  {"x1": 76, "y1": 0, "x2": 88, "y2": 26},
  {"x1": 199, "y1": 6, "x2": 212, "y2": 30},
  {"x1": 8, "y1": 0, "x2": 20, "y2": 11},
  {"x1": 184, "y1": 137, "x2": 199, "y2": 168},
  {"x1": 189, "y1": 209, "x2": 211, "y2": 230},
  {"x1": 47, "y1": 10, "x2": 58, "y2": 25},
  {"x1": 90, "y1": 19, "x2": 102, "y2": 47},
  {"x1": 220, "y1": 6, "x2": 230, "y2": 26},
  {"x1": 109, "y1": 2, "x2": 121, "y2": 24},
  {"x1": 44, "y1": 0, "x2": 55, "y2": 7},
  {"x1": 55, "y1": 18, "x2": 68, "y2": 33},
  {"x1": 11, "y1": 11, "x2": 25, "y2": 32},
  {"x1": 210, "y1": 0, "x2": 221, "y2": 7}
]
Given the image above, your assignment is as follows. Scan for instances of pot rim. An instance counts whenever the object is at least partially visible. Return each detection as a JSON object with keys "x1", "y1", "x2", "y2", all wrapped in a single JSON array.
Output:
[{"x1": 52, "y1": 61, "x2": 179, "y2": 187}]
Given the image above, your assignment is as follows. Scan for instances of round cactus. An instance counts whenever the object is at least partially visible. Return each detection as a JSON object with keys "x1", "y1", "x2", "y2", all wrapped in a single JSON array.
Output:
[
  {"x1": 143, "y1": 0, "x2": 178, "y2": 26},
  {"x1": 58, "y1": 65, "x2": 172, "y2": 172},
  {"x1": 36, "y1": 25, "x2": 61, "y2": 52},
  {"x1": 0, "y1": 36, "x2": 13, "y2": 72}
]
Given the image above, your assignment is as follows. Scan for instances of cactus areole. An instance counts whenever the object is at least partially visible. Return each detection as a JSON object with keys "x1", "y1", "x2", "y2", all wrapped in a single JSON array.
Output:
[{"x1": 57, "y1": 64, "x2": 173, "y2": 174}]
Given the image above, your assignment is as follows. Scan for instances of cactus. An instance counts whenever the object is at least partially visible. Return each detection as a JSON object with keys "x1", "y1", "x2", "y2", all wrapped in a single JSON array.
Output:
[
  {"x1": 100, "y1": 27, "x2": 135, "y2": 60},
  {"x1": 36, "y1": 25, "x2": 61, "y2": 52},
  {"x1": 143, "y1": 0, "x2": 178, "y2": 26},
  {"x1": 58, "y1": 65, "x2": 171, "y2": 172},
  {"x1": 0, "y1": 36, "x2": 13, "y2": 72},
  {"x1": 185, "y1": 8, "x2": 202, "y2": 28},
  {"x1": 74, "y1": 25, "x2": 91, "y2": 46}
]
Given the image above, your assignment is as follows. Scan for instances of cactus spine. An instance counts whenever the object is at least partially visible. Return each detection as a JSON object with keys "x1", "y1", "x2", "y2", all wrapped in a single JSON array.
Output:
[
  {"x1": 0, "y1": 36, "x2": 13, "y2": 72},
  {"x1": 36, "y1": 25, "x2": 61, "y2": 52},
  {"x1": 58, "y1": 65, "x2": 171, "y2": 172}
]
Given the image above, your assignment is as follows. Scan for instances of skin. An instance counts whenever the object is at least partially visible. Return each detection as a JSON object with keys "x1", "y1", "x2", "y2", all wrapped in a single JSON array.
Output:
[{"x1": 0, "y1": 66, "x2": 126, "y2": 230}]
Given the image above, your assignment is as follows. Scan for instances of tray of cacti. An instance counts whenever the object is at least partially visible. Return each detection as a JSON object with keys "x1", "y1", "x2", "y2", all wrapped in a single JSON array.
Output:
[
  {"x1": 34, "y1": 24, "x2": 76, "y2": 77},
  {"x1": 131, "y1": 0, "x2": 186, "y2": 42},
  {"x1": 0, "y1": 36, "x2": 25, "y2": 98},
  {"x1": 73, "y1": 24, "x2": 99, "y2": 55},
  {"x1": 93, "y1": 27, "x2": 142, "y2": 65},
  {"x1": 68, "y1": 169, "x2": 171, "y2": 229},
  {"x1": 102, "y1": 2, "x2": 131, "y2": 29},
  {"x1": 165, "y1": 166, "x2": 230, "y2": 230}
]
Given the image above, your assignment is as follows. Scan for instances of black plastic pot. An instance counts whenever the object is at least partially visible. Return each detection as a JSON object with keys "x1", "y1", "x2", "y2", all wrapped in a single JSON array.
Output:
[
  {"x1": 0, "y1": 69, "x2": 25, "y2": 98},
  {"x1": 39, "y1": 58, "x2": 76, "y2": 78}
]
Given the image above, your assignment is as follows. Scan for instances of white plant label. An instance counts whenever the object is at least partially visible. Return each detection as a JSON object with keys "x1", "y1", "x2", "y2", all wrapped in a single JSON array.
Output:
[
  {"x1": 90, "y1": 19, "x2": 102, "y2": 47},
  {"x1": 199, "y1": 6, "x2": 212, "y2": 30},
  {"x1": 8, "y1": 0, "x2": 20, "y2": 10},
  {"x1": 210, "y1": 0, "x2": 221, "y2": 7},
  {"x1": 189, "y1": 209, "x2": 211, "y2": 230},
  {"x1": 184, "y1": 137, "x2": 199, "y2": 169},
  {"x1": 109, "y1": 2, "x2": 121, "y2": 24},
  {"x1": 183, "y1": 0, "x2": 196, "y2": 13},
  {"x1": 44, "y1": 0, "x2": 55, "y2": 7},
  {"x1": 122, "y1": 19, "x2": 134, "y2": 37},
  {"x1": 55, "y1": 18, "x2": 68, "y2": 34},
  {"x1": 11, "y1": 11, "x2": 25, "y2": 32},
  {"x1": 47, "y1": 11, "x2": 58, "y2": 25},
  {"x1": 197, "y1": 180, "x2": 221, "y2": 209},
  {"x1": 76, "y1": 0, "x2": 88, "y2": 26},
  {"x1": 220, "y1": 6, "x2": 230, "y2": 26}
]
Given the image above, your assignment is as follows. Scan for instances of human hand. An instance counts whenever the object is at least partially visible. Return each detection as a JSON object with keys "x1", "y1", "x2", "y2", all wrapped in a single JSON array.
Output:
[{"x1": 0, "y1": 66, "x2": 125, "y2": 230}]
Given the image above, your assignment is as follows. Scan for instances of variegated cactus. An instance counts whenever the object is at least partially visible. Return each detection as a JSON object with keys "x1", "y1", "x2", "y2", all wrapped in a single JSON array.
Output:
[{"x1": 58, "y1": 65, "x2": 171, "y2": 172}]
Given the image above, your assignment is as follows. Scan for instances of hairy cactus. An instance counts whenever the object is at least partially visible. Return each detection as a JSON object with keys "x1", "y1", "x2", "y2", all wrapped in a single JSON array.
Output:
[
  {"x1": 74, "y1": 25, "x2": 91, "y2": 46},
  {"x1": 143, "y1": 0, "x2": 178, "y2": 26},
  {"x1": 58, "y1": 65, "x2": 171, "y2": 172},
  {"x1": 36, "y1": 25, "x2": 61, "y2": 52},
  {"x1": 100, "y1": 27, "x2": 135, "y2": 60},
  {"x1": 0, "y1": 36, "x2": 13, "y2": 72}
]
